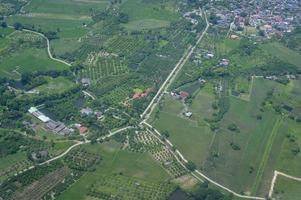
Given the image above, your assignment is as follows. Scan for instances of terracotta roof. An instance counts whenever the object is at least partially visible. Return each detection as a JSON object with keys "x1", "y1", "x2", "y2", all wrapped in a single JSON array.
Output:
[
  {"x1": 79, "y1": 126, "x2": 88, "y2": 134},
  {"x1": 180, "y1": 91, "x2": 189, "y2": 98}
]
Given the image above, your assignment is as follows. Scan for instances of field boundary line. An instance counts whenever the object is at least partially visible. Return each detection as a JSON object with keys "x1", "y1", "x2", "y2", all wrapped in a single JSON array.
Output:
[
  {"x1": 268, "y1": 170, "x2": 301, "y2": 198},
  {"x1": 7, "y1": 25, "x2": 71, "y2": 66}
]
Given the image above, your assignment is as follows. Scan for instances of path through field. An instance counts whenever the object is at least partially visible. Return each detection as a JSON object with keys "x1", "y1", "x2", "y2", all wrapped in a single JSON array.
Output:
[{"x1": 7, "y1": 26, "x2": 71, "y2": 67}]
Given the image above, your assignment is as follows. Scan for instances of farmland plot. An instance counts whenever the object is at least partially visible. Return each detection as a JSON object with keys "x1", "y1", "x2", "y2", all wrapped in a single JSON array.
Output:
[
  {"x1": 11, "y1": 167, "x2": 71, "y2": 200},
  {"x1": 79, "y1": 56, "x2": 128, "y2": 83},
  {"x1": 88, "y1": 174, "x2": 175, "y2": 200},
  {"x1": 128, "y1": 131, "x2": 188, "y2": 178}
]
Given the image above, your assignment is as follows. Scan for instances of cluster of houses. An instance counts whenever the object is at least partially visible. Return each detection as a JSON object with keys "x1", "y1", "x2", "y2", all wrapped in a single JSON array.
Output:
[
  {"x1": 80, "y1": 107, "x2": 103, "y2": 120},
  {"x1": 192, "y1": 49, "x2": 215, "y2": 65},
  {"x1": 183, "y1": 8, "x2": 203, "y2": 25},
  {"x1": 264, "y1": 74, "x2": 297, "y2": 81},
  {"x1": 207, "y1": 0, "x2": 300, "y2": 37}
]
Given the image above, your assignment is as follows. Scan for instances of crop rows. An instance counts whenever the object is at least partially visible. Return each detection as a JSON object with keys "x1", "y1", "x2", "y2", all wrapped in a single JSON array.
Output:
[
  {"x1": 9, "y1": 31, "x2": 43, "y2": 43},
  {"x1": 64, "y1": 148, "x2": 101, "y2": 171},
  {"x1": 105, "y1": 36, "x2": 144, "y2": 56},
  {"x1": 128, "y1": 131, "x2": 188, "y2": 178},
  {"x1": 0, "y1": 159, "x2": 33, "y2": 181},
  {"x1": 87, "y1": 174, "x2": 174, "y2": 200},
  {"x1": 79, "y1": 57, "x2": 128, "y2": 84},
  {"x1": 102, "y1": 84, "x2": 131, "y2": 105},
  {"x1": 11, "y1": 167, "x2": 70, "y2": 200}
]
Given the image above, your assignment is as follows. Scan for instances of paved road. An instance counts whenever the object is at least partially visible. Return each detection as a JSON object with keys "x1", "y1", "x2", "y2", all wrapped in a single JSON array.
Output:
[{"x1": 140, "y1": 10, "x2": 210, "y2": 120}]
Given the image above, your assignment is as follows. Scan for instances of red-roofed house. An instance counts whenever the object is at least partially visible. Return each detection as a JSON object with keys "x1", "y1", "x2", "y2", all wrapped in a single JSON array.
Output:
[
  {"x1": 79, "y1": 126, "x2": 88, "y2": 134},
  {"x1": 180, "y1": 91, "x2": 189, "y2": 99},
  {"x1": 133, "y1": 93, "x2": 141, "y2": 99}
]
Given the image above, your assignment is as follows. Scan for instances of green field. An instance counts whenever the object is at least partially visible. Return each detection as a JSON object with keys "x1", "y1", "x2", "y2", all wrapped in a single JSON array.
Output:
[
  {"x1": 123, "y1": 19, "x2": 170, "y2": 31},
  {"x1": 7, "y1": 16, "x2": 90, "y2": 38},
  {"x1": 0, "y1": 48, "x2": 69, "y2": 79},
  {"x1": 0, "y1": 27, "x2": 14, "y2": 50},
  {"x1": 152, "y1": 85, "x2": 215, "y2": 167},
  {"x1": 272, "y1": 176, "x2": 301, "y2": 200},
  {"x1": 262, "y1": 42, "x2": 301, "y2": 69},
  {"x1": 57, "y1": 142, "x2": 172, "y2": 200},
  {"x1": 79, "y1": 57, "x2": 128, "y2": 83},
  {"x1": 152, "y1": 78, "x2": 292, "y2": 195},
  {"x1": 34, "y1": 76, "x2": 76, "y2": 94},
  {"x1": 121, "y1": 0, "x2": 179, "y2": 22},
  {"x1": 24, "y1": 0, "x2": 108, "y2": 16}
]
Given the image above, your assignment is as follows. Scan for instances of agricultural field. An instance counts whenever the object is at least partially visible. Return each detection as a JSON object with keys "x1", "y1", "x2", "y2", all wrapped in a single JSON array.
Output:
[
  {"x1": 272, "y1": 176, "x2": 301, "y2": 200},
  {"x1": 262, "y1": 42, "x2": 301, "y2": 69},
  {"x1": 104, "y1": 36, "x2": 145, "y2": 56},
  {"x1": 34, "y1": 76, "x2": 76, "y2": 94},
  {"x1": 151, "y1": 77, "x2": 301, "y2": 196},
  {"x1": 6, "y1": 0, "x2": 108, "y2": 38},
  {"x1": 152, "y1": 89, "x2": 215, "y2": 167},
  {"x1": 79, "y1": 56, "x2": 128, "y2": 83},
  {"x1": 57, "y1": 142, "x2": 172, "y2": 200},
  {"x1": 123, "y1": 19, "x2": 170, "y2": 31},
  {"x1": 0, "y1": 27, "x2": 15, "y2": 50},
  {"x1": 120, "y1": 0, "x2": 179, "y2": 22},
  {"x1": 2, "y1": 0, "x2": 301, "y2": 199},
  {"x1": 0, "y1": 48, "x2": 68, "y2": 79},
  {"x1": 0, "y1": 152, "x2": 32, "y2": 183}
]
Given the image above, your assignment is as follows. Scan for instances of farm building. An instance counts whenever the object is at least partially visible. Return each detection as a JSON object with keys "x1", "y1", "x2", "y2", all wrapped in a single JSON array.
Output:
[
  {"x1": 28, "y1": 107, "x2": 50, "y2": 123},
  {"x1": 80, "y1": 107, "x2": 93, "y2": 115}
]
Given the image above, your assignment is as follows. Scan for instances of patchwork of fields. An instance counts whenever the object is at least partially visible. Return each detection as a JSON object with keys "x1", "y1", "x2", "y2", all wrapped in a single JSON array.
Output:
[
  {"x1": 1, "y1": 0, "x2": 301, "y2": 199},
  {"x1": 151, "y1": 77, "x2": 301, "y2": 196}
]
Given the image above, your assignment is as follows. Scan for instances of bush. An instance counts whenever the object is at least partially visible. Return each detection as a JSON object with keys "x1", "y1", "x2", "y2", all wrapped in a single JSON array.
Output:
[
  {"x1": 185, "y1": 161, "x2": 197, "y2": 171},
  {"x1": 227, "y1": 123, "x2": 239, "y2": 132}
]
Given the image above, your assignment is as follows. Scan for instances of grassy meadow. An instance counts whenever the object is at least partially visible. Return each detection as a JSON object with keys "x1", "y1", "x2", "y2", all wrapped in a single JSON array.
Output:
[
  {"x1": 34, "y1": 76, "x2": 76, "y2": 94},
  {"x1": 272, "y1": 176, "x2": 301, "y2": 200},
  {"x1": 0, "y1": 48, "x2": 69, "y2": 79},
  {"x1": 262, "y1": 42, "x2": 301, "y2": 69},
  {"x1": 151, "y1": 78, "x2": 298, "y2": 196}
]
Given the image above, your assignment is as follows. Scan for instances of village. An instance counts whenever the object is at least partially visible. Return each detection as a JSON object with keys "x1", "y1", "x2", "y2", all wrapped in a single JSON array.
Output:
[{"x1": 206, "y1": 0, "x2": 300, "y2": 37}]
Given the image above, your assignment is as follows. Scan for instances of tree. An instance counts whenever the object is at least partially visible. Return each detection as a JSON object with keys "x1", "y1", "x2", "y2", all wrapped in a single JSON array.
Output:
[
  {"x1": 44, "y1": 31, "x2": 59, "y2": 40},
  {"x1": 13, "y1": 22, "x2": 23, "y2": 30},
  {"x1": 185, "y1": 160, "x2": 196, "y2": 171},
  {"x1": 162, "y1": 130, "x2": 170, "y2": 138},
  {"x1": 21, "y1": 72, "x2": 32, "y2": 84},
  {"x1": 1, "y1": 21, "x2": 7, "y2": 28},
  {"x1": 227, "y1": 123, "x2": 239, "y2": 132},
  {"x1": 118, "y1": 13, "x2": 129, "y2": 23}
]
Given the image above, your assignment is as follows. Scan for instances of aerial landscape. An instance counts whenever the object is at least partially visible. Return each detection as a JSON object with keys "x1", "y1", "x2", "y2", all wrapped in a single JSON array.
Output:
[{"x1": 0, "y1": 0, "x2": 301, "y2": 199}]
